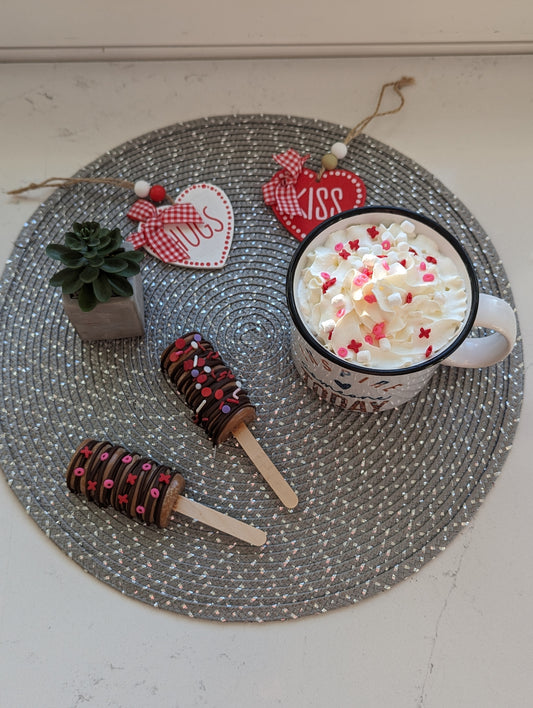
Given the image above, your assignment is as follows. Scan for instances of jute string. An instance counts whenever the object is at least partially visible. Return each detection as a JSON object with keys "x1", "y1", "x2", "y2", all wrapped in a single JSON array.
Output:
[
  {"x1": 7, "y1": 176, "x2": 175, "y2": 205},
  {"x1": 316, "y1": 76, "x2": 415, "y2": 180}
]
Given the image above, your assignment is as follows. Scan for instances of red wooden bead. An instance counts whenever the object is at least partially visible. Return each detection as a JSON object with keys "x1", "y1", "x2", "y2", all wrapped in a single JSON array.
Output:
[{"x1": 149, "y1": 184, "x2": 166, "y2": 202}]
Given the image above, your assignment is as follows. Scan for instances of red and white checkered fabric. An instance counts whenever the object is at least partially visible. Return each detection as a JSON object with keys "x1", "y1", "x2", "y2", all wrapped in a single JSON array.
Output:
[
  {"x1": 126, "y1": 199, "x2": 203, "y2": 263},
  {"x1": 262, "y1": 149, "x2": 309, "y2": 217}
]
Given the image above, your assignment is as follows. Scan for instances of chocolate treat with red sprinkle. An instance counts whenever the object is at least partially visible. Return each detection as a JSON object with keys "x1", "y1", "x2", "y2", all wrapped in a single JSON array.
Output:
[
  {"x1": 66, "y1": 439, "x2": 185, "y2": 528},
  {"x1": 160, "y1": 332, "x2": 256, "y2": 444}
]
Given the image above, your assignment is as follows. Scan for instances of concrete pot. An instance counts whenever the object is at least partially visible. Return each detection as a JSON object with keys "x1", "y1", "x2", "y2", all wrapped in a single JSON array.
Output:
[{"x1": 62, "y1": 273, "x2": 145, "y2": 341}]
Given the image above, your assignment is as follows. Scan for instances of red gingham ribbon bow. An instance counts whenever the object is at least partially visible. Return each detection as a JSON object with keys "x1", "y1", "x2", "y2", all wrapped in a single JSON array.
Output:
[
  {"x1": 262, "y1": 149, "x2": 310, "y2": 217},
  {"x1": 126, "y1": 199, "x2": 203, "y2": 263}
]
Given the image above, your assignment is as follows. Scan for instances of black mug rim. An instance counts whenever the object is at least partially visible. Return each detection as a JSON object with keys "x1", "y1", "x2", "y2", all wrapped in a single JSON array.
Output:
[{"x1": 286, "y1": 206, "x2": 480, "y2": 377}]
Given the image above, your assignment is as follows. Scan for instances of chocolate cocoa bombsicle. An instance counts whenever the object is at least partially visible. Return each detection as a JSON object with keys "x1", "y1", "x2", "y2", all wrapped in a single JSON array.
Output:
[
  {"x1": 66, "y1": 439, "x2": 267, "y2": 546},
  {"x1": 161, "y1": 333, "x2": 298, "y2": 509}
]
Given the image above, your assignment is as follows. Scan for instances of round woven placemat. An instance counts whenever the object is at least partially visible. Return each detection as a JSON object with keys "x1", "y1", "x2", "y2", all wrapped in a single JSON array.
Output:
[{"x1": 0, "y1": 114, "x2": 523, "y2": 621}]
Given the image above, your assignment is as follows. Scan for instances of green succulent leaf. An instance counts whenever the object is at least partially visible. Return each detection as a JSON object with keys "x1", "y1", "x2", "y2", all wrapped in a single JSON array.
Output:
[
  {"x1": 62, "y1": 278, "x2": 84, "y2": 295},
  {"x1": 49, "y1": 267, "x2": 74, "y2": 287},
  {"x1": 93, "y1": 272, "x2": 113, "y2": 302},
  {"x1": 100, "y1": 257, "x2": 129, "y2": 273},
  {"x1": 98, "y1": 229, "x2": 122, "y2": 256},
  {"x1": 80, "y1": 265, "x2": 100, "y2": 283},
  {"x1": 95, "y1": 235, "x2": 111, "y2": 250},
  {"x1": 106, "y1": 273, "x2": 134, "y2": 298},
  {"x1": 60, "y1": 252, "x2": 87, "y2": 268},
  {"x1": 85, "y1": 255, "x2": 105, "y2": 268},
  {"x1": 64, "y1": 232, "x2": 85, "y2": 251},
  {"x1": 77, "y1": 283, "x2": 98, "y2": 312},
  {"x1": 49, "y1": 266, "x2": 82, "y2": 287},
  {"x1": 118, "y1": 263, "x2": 142, "y2": 278},
  {"x1": 121, "y1": 249, "x2": 144, "y2": 265},
  {"x1": 46, "y1": 243, "x2": 75, "y2": 260}
]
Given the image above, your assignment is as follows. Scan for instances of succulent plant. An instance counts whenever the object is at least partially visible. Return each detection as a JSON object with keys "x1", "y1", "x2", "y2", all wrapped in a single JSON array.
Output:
[{"x1": 46, "y1": 221, "x2": 144, "y2": 312}]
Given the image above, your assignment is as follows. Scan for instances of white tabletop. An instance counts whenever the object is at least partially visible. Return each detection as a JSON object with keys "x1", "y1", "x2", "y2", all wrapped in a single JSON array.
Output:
[{"x1": 0, "y1": 56, "x2": 531, "y2": 708}]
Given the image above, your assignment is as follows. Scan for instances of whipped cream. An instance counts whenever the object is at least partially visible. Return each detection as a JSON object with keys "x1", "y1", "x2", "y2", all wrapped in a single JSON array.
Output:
[{"x1": 296, "y1": 220, "x2": 468, "y2": 369}]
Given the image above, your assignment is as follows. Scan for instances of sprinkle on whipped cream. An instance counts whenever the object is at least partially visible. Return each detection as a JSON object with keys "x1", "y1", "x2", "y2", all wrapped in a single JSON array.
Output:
[{"x1": 296, "y1": 220, "x2": 468, "y2": 368}]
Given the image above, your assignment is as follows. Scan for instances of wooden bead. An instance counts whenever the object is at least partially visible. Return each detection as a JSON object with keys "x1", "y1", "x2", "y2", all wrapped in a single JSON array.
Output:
[
  {"x1": 134, "y1": 180, "x2": 151, "y2": 198},
  {"x1": 331, "y1": 142, "x2": 348, "y2": 159},
  {"x1": 321, "y1": 153, "x2": 338, "y2": 170},
  {"x1": 149, "y1": 184, "x2": 167, "y2": 202}
]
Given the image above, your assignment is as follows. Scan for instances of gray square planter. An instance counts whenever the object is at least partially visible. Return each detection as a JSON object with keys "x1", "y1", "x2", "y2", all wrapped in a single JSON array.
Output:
[{"x1": 62, "y1": 273, "x2": 145, "y2": 341}]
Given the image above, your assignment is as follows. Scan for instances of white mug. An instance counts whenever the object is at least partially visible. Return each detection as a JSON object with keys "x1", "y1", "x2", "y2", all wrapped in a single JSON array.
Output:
[{"x1": 286, "y1": 207, "x2": 517, "y2": 412}]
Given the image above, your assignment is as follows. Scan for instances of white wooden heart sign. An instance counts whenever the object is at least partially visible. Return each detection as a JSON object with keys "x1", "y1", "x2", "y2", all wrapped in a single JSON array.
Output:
[{"x1": 146, "y1": 183, "x2": 234, "y2": 269}]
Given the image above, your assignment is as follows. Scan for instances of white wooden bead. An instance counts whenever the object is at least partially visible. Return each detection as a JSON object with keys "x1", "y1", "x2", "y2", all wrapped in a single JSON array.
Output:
[
  {"x1": 134, "y1": 180, "x2": 151, "y2": 198},
  {"x1": 331, "y1": 142, "x2": 348, "y2": 159}
]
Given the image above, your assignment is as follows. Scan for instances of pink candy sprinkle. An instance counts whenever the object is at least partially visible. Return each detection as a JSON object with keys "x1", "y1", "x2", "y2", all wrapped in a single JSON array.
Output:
[
  {"x1": 122, "y1": 455, "x2": 132, "y2": 464},
  {"x1": 365, "y1": 334, "x2": 374, "y2": 345},
  {"x1": 382, "y1": 239, "x2": 391, "y2": 250},
  {"x1": 419, "y1": 261, "x2": 427, "y2": 271},
  {"x1": 334, "y1": 242, "x2": 344, "y2": 252},
  {"x1": 136, "y1": 505, "x2": 145, "y2": 515},
  {"x1": 150, "y1": 488, "x2": 160, "y2": 499},
  {"x1": 142, "y1": 463, "x2": 152, "y2": 472},
  {"x1": 423, "y1": 273, "x2": 435, "y2": 282},
  {"x1": 336, "y1": 307, "x2": 346, "y2": 318},
  {"x1": 382, "y1": 262, "x2": 390, "y2": 271},
  {"x1": 100, "y1": 452, "x2": 109, "y2": 461},
  {"x1": 320, "y1": 272, "x2": 330, "y2": 280},
  {"x1": 372, "y1": 322, "x2": 386, "y2": 339},
  {"x1": 364, "y1": 293, "x2": 377, "y2": 303},
  {"x1": 74, "y1": 467, "x2": 85, "y2": 477},
  {"x1": 353, "y1": 274, "x2": 369, "y2": 287},
  {"x1": 103, "y1": 479, "x2": 114, "y2": 489},
  {"x1": 337, "y1": 347, "x2": 348, "y2": 358}
]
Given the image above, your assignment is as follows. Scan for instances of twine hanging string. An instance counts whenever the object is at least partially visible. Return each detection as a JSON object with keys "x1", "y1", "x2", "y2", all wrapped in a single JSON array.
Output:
[
  {"x1": 7, "y1": 176, "x2": 175, "y2": 205},
  {"x1": 8, "y1": 176, "x2": 135, "y2": 195},
  {"x1": 316, "y1": 76, "x2": 415, "y2": 181}
]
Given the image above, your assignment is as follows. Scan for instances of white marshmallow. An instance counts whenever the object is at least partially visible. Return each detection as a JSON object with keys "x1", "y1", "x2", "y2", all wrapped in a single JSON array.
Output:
[
  {"x1": 357, "y1": 350, "x2": 371, "y2": 364},
  {"x1": 400, "y1": 220, "x2": 416, "y2": 233}
]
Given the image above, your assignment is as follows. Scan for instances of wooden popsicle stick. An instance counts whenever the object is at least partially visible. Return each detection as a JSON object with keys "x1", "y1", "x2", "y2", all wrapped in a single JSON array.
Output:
[
  {"x1": 232, "y1": 423, "x2": 298, "y2": 509},
  {"x1": 174, "y1": 495, "x2": 267, "y2": 546}
]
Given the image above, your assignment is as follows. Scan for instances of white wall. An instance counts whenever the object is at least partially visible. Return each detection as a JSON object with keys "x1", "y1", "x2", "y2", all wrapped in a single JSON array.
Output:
[{"x1": 2, "y1": 0, "x2": 533, "y2": 61}]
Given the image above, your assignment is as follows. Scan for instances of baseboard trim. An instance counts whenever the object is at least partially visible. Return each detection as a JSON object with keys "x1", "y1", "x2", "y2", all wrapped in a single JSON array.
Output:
[{"x1": 1, "y1": 41, "x2": 532, "y2": 63}]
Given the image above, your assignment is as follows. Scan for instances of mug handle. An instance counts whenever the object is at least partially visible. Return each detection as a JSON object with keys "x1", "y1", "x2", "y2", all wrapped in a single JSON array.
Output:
[{"x1": 441, "y1": 293, "x2": 517, "y2": 368}]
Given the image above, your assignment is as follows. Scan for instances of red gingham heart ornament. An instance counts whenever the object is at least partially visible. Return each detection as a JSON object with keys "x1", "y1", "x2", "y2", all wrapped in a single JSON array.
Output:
[{"x1": 269, "y1": 167, "x2": 366, "y2": 241}]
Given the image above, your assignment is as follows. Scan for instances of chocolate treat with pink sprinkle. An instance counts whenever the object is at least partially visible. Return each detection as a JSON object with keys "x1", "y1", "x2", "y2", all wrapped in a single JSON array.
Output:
[{"x1": 66, "y1": 439, "x2": 185, "y2": 528}]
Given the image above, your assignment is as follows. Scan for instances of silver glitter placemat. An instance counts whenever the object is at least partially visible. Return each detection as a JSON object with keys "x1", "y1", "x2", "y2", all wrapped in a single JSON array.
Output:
[{"x1": 0, "y1": 115, "x2": 523, "y2": 622}]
